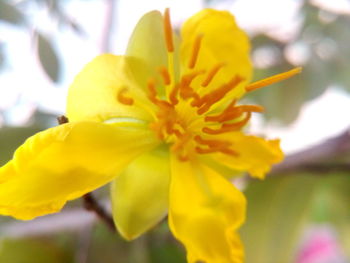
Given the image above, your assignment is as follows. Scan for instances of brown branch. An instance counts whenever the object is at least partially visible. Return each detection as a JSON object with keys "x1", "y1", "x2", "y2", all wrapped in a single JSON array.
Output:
[
  {"x1": 57, "y1": 115, "x2": 69, "y2": 125},
  {"x1": 82, "y1": 193, "x2": 115, "y2": 231},
  {"x1": 57, "y1": 115, "x2": 116, "y2": 232},
  {"x1": 283, "y1": 163, "x2": 350, "y2": 174},
  {"x1": 270, "y1": 128, "x2": 350, "y2": 175}
]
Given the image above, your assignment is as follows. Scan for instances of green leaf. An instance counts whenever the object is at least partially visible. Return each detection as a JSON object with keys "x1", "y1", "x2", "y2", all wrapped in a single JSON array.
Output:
[
  {"x1": 36, "y1": 32, "x2": 61, "y2": 83},
  {"x1": 241, "y1": 175, "x2": 319, "y2": 263},
  {"x1": 0, "y1": 126, "x2": 43, "y2": 166},
  {"x1": 0, "y1": 0, "x2": 24, "y2": 25}
]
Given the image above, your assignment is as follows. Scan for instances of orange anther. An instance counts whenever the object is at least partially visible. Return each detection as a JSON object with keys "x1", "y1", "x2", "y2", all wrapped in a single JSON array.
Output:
[
  {"x1": 236, "y1": 105, "x2": 264, "y2": 113},
  {"x1": 195, "y1": 146, "x2": 219, "y2": 154},
  {"x1": 197, "y1": 76, "x2": 243, "y2": 115},
  {"x1": 195, "y1": 144, "x2": 235, "y2": 156},
  {"x1": 220, "y1": 148, "x2": 239, "y2": 157},
  {"x1": 179, "y1": 71, "x2": 203, "y2": 100},
  {"x1": 169, "y1": 84, "x2": 179, "y2": 105},
  {"x1": 159, "y1": 66, "x2": 171, "y2": 85},
  {"x1": 205, "y1": 109, "x2": 242, "y2": 122},
  {"x1": 188, "y1": 35, "x2": 203, "y2": 69},
  {"x1": 221, "y1": 112, "x2": 251, "y2": 129},
  {"x1": 156, "y1": 100, "x2": 173, "y2": 110},
  {"x1": 147, "y1": 78, "x2": 172, "y2": 109},
  {"x1": 147, "y1": 78, "x2": 158, "y2": 103},
  {"x1": 205, "y1": 103, "x2": 263, "y2": 123},
  {"x1": 117, "y1": 87, "x2": 134, "y2": 105},
  {"x1": 201, "y1": 63, "x2": 225, "y2": 87},
  {"x1": 204, "y1": 100, "x2": 237, "y2": 122},
  {"x1": 194, "y1": 135, "x2": 231, "y2": 148},
  {"x1": 246, "y1": 67, "x2": 302, "y2": 92},
  {"x1": 163, "y1": 8, "x2": 174, "y2": 52},
  {"x1": 178, "y1": 154, "x2": 189, "y2": 162},
  {"x1": 202, "y1": 112, "x2": 251, "y2": 134}
]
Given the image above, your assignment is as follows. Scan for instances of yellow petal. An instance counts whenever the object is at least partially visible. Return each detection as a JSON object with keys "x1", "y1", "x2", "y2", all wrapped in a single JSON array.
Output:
[
  {"x1": 0, "y1": 122, "x2": 158, "y2": 220},
  {"x1": 169, "y1": 156, "x2": 246, "y2": 263},
  {"x1": 111, "y1": 147, "x2": 170, "y2": 240},
  {"x1": 126, "y1": 11, "x2": 180, "y2": 91},
  {"x1": 66, "y1": 54, "x2": 152, "y2": 123},
  {"x1": 181, "y1": 9, "x2": 252, "y2": 98},
  {"x1": 210, "y1": 132, "x2": 284, "y2": 179}
]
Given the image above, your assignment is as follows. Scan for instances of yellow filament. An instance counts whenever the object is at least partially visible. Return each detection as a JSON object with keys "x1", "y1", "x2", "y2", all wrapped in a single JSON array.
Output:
[{"x1": 246, "y1": 67, "x2": 302, "y2": 92}]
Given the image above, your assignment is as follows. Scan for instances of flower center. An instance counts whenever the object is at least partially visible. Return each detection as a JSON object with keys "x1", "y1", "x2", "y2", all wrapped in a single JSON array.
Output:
[
  {"x1": 116, "y1": 8, "x2": 301, "y2": 161},
  {"x1": 143, "y1": 64, "x2": 263, "y2": 161}
]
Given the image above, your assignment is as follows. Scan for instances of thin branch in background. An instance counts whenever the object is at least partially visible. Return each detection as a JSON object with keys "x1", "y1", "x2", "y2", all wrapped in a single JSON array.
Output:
[
  {"x1": 287, "y1": 163, "x2": 350, "y2": 174},
  {"x1": 270, "y1": 128, "x2": 350, "y2": 175},
  {"x1": 57, "y1": 115, "x2": 116, "y2": 232}
]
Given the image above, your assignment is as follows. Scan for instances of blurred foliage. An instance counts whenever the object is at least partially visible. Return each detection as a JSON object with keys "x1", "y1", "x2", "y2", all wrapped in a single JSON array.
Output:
[
  {"x1": 249, "y1": 1, "x2": 350, "y2": 123},
  {"x1": 0, "y1": 0, "x2": 83, "y2": 83},
  {"x1": 0, "y1": 126, "x2": 43, "y2": 166},
  {"x1": 241, "y1": 175, "x2": 318, "y2": 263},
  {"x1": 0, "y1": 0, "x2": 349, "y2": 120},
  {"x1": 0, "y1": 237, "x2": 74, "y2": 263},
  {"x1": 311, "y1": 175, "x2": 350, "y2": 258},
  {"x1": 241, "y1": 174, "x2": 350, "y2": 263},
  {"x1": 0, "y1": 223, "x2": 187, "y2": 263},
  {"x1": 0, "y1": 0, "x2": 25, "y2": 25},
  {"x1": 36, "y1": 31, "x2": 61, "y2": 82}
]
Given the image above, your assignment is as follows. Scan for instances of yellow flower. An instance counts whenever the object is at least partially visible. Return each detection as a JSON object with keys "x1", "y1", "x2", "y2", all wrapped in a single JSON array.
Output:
[{"x1": 0, "y1": 8, "x2": 300, "y2": 263}]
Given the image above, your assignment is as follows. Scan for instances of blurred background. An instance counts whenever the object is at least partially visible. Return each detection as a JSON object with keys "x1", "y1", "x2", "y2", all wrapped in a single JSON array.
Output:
[{"x1": 1, "y1": 0, "x2": 350, "y2": 262}]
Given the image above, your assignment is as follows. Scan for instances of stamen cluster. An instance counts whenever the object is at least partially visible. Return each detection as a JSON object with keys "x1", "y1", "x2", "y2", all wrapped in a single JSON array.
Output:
[{"x1": 116, "y1": 8, "x2": 301, "y2": 161}]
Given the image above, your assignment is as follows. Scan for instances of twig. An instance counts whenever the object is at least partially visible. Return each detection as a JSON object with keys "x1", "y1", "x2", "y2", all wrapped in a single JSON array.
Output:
[
  {"x1": 57, "y1": 115, "x2": 116, "y2": 232},
  {"x1": 57, "y1": 115, "x2": 69, "y2": 125},
  {"x1": 82, "y1": 193, "x2": 115, "y2": 231}
]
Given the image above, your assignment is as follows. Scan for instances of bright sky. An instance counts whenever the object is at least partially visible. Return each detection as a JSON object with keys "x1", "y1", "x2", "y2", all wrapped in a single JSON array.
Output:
[{"x1": 0, "y1": 0, "x2": 349, "y2": 153}]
